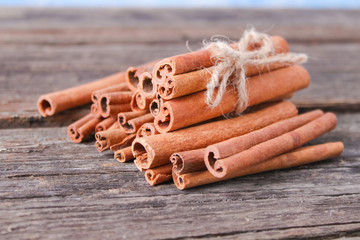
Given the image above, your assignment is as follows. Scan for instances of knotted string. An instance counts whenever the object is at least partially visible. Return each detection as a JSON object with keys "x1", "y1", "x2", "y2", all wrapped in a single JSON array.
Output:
[{"x1": 205, "y1": 28, "x2": 308, "y2": 114}]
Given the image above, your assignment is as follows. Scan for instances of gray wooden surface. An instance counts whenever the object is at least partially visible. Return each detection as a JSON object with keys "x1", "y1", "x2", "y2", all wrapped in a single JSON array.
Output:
[{"x1": 0, "y1": 8, "x2": 359, "y2": 240}]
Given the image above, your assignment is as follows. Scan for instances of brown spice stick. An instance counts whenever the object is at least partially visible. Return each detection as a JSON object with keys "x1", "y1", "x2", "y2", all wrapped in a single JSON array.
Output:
[
  {"x1": 145, "y1": 164, "x2": 173, "y2": 186},
  {"x1": 109, "y1": 134, "x2": 136, "y2": 151},
  {"x1": 136, "y1": 123, "x2": 160, "y2": 138},
  {"x1": 149, "y1": 93, "x2": 164, "y2": 117},
  {"x1": 38, "y1": 72, "x2": 126, "y2": 117},
  {"x1": 114, "y1": 146, "x2": 134, "y2": 163},
  {"x1": 132, "y1": 101, "x2": 297, "y2": 169},
  {"x1": 138, "y1": 72, "x2": 157, "y2": 98},
  {"x1": 205, "y1": 109, "x2": 324, "y2": 161},
  {"x1": 95, "y1": 129, "x2": 128, "y2": 152},
  {"x1": 68, "y1": 113, "x2": 103, "y2": 143},
  {"x1": 95, "y1": 117, "x2": 117, "y2": 133},
  {"x1": 173, "y1": 142, "x2": 344, "y2": 190},
  {"x1": 171, "y1": 148, "x2": 206, "y2": 175},
  {"x1": 158, "y1": 61, "x2": 292, "y2": 100},
  {"x1": 108, "y1": 121, "x2": 120, "y2": 130},
  {"x1": 118, "y1": 111, "x2": 151, "y2": 133},
  {"x1": 153, "y1": 35, "x2": 289, "y2": 84},
  {"x1": 206, "y1": 112, "x2": 337, "y2": 179},
  {"x1": 172, "y1": 110, "x2": 323, "y2": 175},
  {"x1": 134, "y1": 159, "x2": 146, "y2": 172},
  {"x1": 91, "y1": 83, "x2": 129, "y2": 103},
  {"x1": 126, "y1": 60, "x2": 158, "y2": 92},
  {"x1": 154, "y1": 65, "x2": 310, "y2": 133},
  {"x1": 91, "y1": 103, "x2": 100, "y2": 116}
]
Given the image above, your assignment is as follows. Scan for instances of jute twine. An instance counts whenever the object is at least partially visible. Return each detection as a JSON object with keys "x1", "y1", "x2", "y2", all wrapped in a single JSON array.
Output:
[{"x1": 205, "y1": 28, "x2": 308, "y2": 114}]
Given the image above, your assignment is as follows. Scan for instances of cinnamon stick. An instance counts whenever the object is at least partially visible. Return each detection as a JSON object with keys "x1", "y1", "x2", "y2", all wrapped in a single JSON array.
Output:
[
  {"x1": 153, "y1": 35, "x2": 289, "y2": 84},
  {"x1": 118, "y1": 111, "x2": 151, "y2": 133},
  {"x1": 67, "y1": 113, "x2": 102, "y2": 143},
  {"x1": 91, "y1": 83, "x2": 129, "y2": 103},
  {"x1": 95, "y1": 117, "x2": 117, "y2": 132},
  {"x1": 154, "y1": 65, "x2": 310, "y2": 133},
  {"x1": 205, "y1": 109, "x2": 324, "y2": 161},
  {"x1": 95, "y1": 129, "x2": 128, "y2": 152},
  {"x1": 99, "y1": 91, "x2": 133, "y2": 118},
  {"x1": 171, "y1": 148, "x2": 206, "y2": 175},
  {"x1": 109, "y1": 134, "x2": 136, "y2": 151},
  {"x1": 171, "y1": 110, "x2": 323, "y2": 175},
  {"x1": 173, "y1": 142, "x2": 344, "y2": 190},
  {"x1": 132, "y1": 101, "x2": 297, "y2": 169},
  {"x1": 206, "y1": 112, "x2": 337, "y2": 179},
  {"x1": 136, "y1": 123, "x2": 159, "y2": 138},
  {"x1": 158, "y1": 60, "x2": 292, "y2": 100},
  {"x1": 38, "y1": 72, "x2": 126, "y2": 117},
  {"x1": 145, "y1": 164, "x2": 173, "y2": 186},
  {"x1": 149, "y1": 93, "x2": 163, "y2": 117},
  {"x1": 91, "y1": 103, "x2": 100, "y2": 116},
  {"x1": 138, "y1": 72, "x2": 157, "y2": 98},
  {"x1": 114, "y1": 146, "x2": 134, "y2": 163},
  {"x1": 126, "y1": 60, "x2": 158, "y2": 92}
]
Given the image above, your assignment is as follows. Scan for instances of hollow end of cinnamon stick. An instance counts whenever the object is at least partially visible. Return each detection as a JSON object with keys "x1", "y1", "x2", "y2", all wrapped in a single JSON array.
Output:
[
  {"x1": 170, "y1": 154, "x2": 184, "y2": 174},
  {"x1": 139, "y1": 72, "x2": 157, "y2": 98},
  {"x1": 126, "y1": 67, "x2": 139, "y2": 92},
  {"x1": 37, "y1": 96, "x2": 55, "y2": 117},
  {"x1": 153, "y1": 58, "x2": 175, "y2": 84},
  {"x1": 150, "y1": 99, "x2": 160, "y2": 117},
  {"x1": 154, "y1": 103, "x2": 173, "y2": 133},
  {"x1": 67, "y1": 126, "x2": 83, "y2": 143}
]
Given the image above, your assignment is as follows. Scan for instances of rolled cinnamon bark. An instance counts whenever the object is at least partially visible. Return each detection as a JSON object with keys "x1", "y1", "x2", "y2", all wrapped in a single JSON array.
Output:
[
  {"x1": 145, "y1": 164, "x2": 173, "y2": 186},
  {"x1": 95, "y1": 129, "x2": 128, "y2": 152},
  {"x1": 149, "y1": 93, "x2": 164, "y2": 117},
  {"x1": 171, "y1": 148, "x2": 206, "y2": 175},
  {"x1": 118, "y1": 111, "x2": 151, "y2": 133},
  {"x1": 158, "y1": 60, "x2": 292, "y2": 100},
  {"x1": 91, "y1": 83, "x2": 129, "y2": 103},
  {"x1": 67, "y1": 113, "x2": 103, "y2": 143},
  {"x1": 206, "y1": 112, "x2": 337, "y2": 178},
  {"x1": 114, "y1": 146, "x2": 134, "y2": 163},
  {"x1": 109, "y1": 134, "x2": 136, "y2": 151},
  {"x1": 154, "y1": 65, "x2": 310, "y2": 133},
  {"x1": 205, "y1": 109, "x2": 324, "y2": 161},
  {"x1": 173, "y1": 142, "x2": 344, "y2": 190},
  {"x1": 95, "y1": 117, "x2": 117, "y2": 132},
  {"x1": 38, "y1": 72, "x2": 126, "y2": 117},
  {"x1": 136, "y1": 123, "x2": 159, "y2": 138},
  {"x1": 91, "y1": 103, "x2": 100, "y2": 116},
  {"x1": 126, "y1": 60, "x2": 158, "y2": 92},
  {"x1": 153, "y1": 35, "x2": 289, "y2": 84},
  {"x1": 132, "y1": 101, "x2": 297, "y2": 169},
  {"x1": 138, "y1": 72, "x2": 157, "y2": 98},
  {"x1": 108, "y1": 121, "x2": 120, "y2": 130},
  {"x1": 134, "y1": 159, "x2": 146, "y2": 172},
  {"x1": 99, "y1": 91, "x2": 133, "y2": 118}
]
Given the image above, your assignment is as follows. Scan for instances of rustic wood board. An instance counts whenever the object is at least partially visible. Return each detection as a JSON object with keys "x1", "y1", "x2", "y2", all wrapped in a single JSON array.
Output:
[
  {"x1": 1, "y1": 8, "x2": 359, "y2": 239},
  {"x1": 0, "y1": 113, "x2": 359, "y2": 239}
]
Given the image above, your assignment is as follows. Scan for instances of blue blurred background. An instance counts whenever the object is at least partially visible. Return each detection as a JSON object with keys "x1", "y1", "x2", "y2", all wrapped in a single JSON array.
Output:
[{"x1": 0, "y1": 0, "x2": 359, "y2": 8}]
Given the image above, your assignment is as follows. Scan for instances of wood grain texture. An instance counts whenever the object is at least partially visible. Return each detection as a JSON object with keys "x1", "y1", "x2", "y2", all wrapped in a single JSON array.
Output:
[
  {"x1": 0, "y1": 8, "x2": 359, "y2": 44},
  {"x1": 0, "y1": 113, "x2": 359, "y2": 239},
  {"x1": 1, "y1": 8, "x2": 359, "y2": 239}
]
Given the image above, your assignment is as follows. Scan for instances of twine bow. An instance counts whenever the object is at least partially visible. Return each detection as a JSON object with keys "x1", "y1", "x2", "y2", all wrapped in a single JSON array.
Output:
[{"x1": 205, "y1": 28, "x2": 308, "y2": 114}]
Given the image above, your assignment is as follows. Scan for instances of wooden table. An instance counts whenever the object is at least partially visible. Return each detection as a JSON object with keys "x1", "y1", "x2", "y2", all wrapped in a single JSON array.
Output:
[{"x1": 1, "y1": 8, "x2": 359, "y2": 239}]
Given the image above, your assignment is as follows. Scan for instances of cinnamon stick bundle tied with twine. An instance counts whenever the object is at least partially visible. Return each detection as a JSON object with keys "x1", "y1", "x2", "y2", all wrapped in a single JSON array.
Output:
[{"x1": 204, "y1": 28, "x2": 308, "y2": 114}]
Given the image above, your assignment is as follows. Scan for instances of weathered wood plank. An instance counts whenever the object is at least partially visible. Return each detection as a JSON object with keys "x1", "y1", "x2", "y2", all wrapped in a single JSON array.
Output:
[
  {"x1": 0, "y1": 8, "x2": 359, "y2": 44},
  {"x1": 0, "y1": 112, "x2": 359, "y2": 239},
  {"x1": 1, "y1": 42, "x2": 360, "y2": 128}
]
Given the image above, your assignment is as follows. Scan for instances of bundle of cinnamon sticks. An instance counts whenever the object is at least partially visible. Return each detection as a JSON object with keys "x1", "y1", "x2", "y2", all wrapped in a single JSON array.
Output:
[{"x1": 37, "y1": 31, "x2": 344, "y2": 190}]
